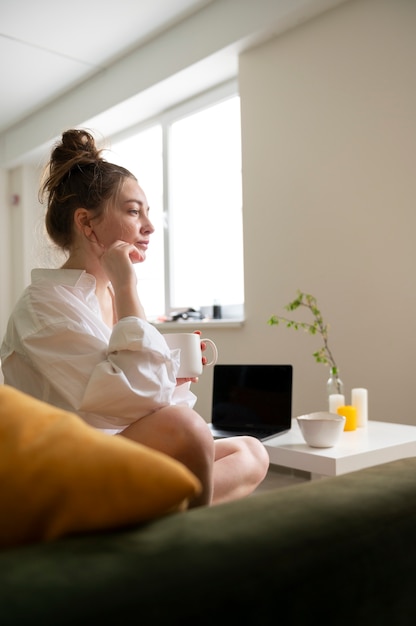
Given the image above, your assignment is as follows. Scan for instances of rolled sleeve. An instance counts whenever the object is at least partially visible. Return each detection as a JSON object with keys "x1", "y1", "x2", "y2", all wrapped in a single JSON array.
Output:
[{"x1": 80, "y1": 318, "x2": 196, "y2": 426}]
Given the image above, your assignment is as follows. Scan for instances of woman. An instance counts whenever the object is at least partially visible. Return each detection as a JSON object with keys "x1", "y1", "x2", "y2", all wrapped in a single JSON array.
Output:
[{"x1": 1, "y1": 129, "x2": 269, "y2": 507}]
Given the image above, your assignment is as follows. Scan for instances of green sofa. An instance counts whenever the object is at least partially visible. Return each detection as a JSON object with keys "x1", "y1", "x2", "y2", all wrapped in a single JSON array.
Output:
[{"x1": 1, "y1": 457, "x2": 416, "y2": 625}]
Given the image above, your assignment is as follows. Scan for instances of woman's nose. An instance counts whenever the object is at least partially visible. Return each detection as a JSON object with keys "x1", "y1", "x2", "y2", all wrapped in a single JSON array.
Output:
[{"x1": 142, "y1": 217, "x2": 155, "y2": 234}]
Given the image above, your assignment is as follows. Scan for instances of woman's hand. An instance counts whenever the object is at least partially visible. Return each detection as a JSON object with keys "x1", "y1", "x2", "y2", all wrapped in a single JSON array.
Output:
[
  {"x1": 100, "y1": 240, "x2": 143, "y2": 288},
  {"x1": 176, "y1": 377, "x2": 199, "y2": 386},
  {"x1": 98, "y1": 240, "x2": 146, "y2": 320}
]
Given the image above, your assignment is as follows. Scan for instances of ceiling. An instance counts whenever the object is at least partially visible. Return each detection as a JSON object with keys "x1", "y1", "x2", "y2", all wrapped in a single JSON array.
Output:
[
  {"x1": 0, "y1": 0, "x2": 348, "y2": 165},
  {"x1": 0, "y1": 0, "x2": 213, "y2": 133}
]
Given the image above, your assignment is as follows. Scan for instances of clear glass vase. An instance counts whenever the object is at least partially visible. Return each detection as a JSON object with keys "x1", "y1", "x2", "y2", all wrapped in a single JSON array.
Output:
[{"x1": 327, "y1": 367, "x2": 344, "y2": 396}]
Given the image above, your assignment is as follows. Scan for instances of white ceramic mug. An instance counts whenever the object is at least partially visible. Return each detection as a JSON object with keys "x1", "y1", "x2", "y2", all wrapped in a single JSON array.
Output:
[{"x1": 164, "y1": 332, "x2": 218, "y2": 378}]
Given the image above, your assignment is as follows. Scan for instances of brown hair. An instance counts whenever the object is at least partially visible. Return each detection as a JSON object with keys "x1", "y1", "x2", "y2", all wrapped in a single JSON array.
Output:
[{"x1": 40, "y1": 129, "x2": 136, "y2": 251}]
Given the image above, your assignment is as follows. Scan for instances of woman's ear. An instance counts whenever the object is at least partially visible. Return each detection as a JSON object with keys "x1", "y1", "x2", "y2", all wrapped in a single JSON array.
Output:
[{"x1": 74, "y1": 208, "x2": 93, "y2": 237}]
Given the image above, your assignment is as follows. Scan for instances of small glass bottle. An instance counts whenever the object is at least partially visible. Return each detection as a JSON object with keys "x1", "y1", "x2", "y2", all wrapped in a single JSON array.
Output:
[{"x1": 327, "y1": 367, "x2": 344, "y2": 396}]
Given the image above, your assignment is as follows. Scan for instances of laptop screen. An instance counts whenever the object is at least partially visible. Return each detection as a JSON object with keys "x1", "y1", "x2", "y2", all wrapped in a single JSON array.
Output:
[{"x1": 211, "y1": 364, "x2": 293, "y2": 431}]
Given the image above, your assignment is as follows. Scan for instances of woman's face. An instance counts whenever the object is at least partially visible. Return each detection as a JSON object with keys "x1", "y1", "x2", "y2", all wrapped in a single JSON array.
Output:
[{"x1": 93, "y1": 177, "x2": 155, "y2": 260}]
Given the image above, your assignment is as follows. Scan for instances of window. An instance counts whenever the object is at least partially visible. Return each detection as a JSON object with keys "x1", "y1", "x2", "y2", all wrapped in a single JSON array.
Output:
[
  {"x1": 108, "y1": 126, "x2": 165, "y2": 318},
  {"x1": 107, "y1": 83, "x2": 244, "y2": 321}
]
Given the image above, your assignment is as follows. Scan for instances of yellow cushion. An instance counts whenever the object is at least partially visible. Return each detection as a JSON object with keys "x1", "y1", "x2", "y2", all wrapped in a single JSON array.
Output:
[{"x1": 0, "y1": 385, "x2": 201, "y2": 547}]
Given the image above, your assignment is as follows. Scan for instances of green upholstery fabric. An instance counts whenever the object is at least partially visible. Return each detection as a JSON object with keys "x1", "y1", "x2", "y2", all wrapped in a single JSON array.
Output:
[{"x1": 1, "y1": 457, "x2": 416, "y2": 625}]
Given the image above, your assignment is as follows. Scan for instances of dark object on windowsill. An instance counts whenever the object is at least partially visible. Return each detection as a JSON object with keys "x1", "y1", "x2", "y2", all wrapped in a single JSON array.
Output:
[
  {"x1": 170, "y1": 308, "x2": 205, "y2": 322},
  {"x1": 213, "y1": 303, "x2": 222, "y2": 319}
]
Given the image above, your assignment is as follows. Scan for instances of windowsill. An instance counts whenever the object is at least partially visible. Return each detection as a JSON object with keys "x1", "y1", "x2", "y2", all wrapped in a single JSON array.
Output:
[
  {"x1": 151, "y1": 303, "x2": 245, "y2": 329},
  {"x1": 151, "y1": 318, "x2": 245, "y2": 330}
]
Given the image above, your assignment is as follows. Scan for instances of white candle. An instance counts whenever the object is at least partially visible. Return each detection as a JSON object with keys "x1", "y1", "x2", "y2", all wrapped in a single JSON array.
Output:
[
  {"x1": 329, "y1": 393, "x2": 345, "y2": 413},
  {"x1": 351, "y1": 388, "x2": 368, "y2": 427}
]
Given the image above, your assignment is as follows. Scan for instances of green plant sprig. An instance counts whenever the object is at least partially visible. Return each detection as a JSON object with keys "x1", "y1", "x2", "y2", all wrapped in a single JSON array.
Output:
[{"x1": 268, "y1": 290, "x2": 339, "y2": 375}]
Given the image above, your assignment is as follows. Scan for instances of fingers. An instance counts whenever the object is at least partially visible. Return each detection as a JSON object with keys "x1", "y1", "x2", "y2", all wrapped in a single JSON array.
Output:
[
  {"x1": 99, "y1": 241, "x2": 140, "y2": 289},
  {"x1": 102, "y1": 241, "x2": 144, "y2": 270},
  {"x1": 193, "y1": 329, "x2": 207, "y2": 365},
  {"x1": 193, "y1": 330, "x2": 206, "y2": 351},
  {"x1": 176, "y1": 377, "x2": 199, "y2": 385}
]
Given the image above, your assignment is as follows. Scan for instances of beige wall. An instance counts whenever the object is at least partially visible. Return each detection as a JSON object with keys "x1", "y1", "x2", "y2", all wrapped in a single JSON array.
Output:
[
  {"x1": 233, "y1": 0, "x2": 416, "y2": 424},
  {"x1": 192, "y1": 0, "x2": 416, "y2": 425},
  {"x1": 2, "y1": 0, "x2": 416, "y2": 426}
]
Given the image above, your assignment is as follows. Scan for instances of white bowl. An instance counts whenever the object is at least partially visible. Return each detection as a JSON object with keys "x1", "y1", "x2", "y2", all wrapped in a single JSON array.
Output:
[{"x1": 297, "y1": 412, "x2": 346, "y2": 448}]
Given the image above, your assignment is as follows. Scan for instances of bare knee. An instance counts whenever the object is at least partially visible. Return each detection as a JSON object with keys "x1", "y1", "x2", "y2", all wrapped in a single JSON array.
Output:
[
  {"x1": 212, "y1": 436, "x2": 270, "y2": 504},
  {"x1": 242, "y1": 436, "x2": 270, "y2": 483},
  {"x1": 231, "y1": 436, "x2": 270, "y2": 486},
  {"x1": 121, "y1": 405, "x2": 215, "y2": 507},
  {"x1": 164, "y1": 407, "x2": 215, "y2": 503}
]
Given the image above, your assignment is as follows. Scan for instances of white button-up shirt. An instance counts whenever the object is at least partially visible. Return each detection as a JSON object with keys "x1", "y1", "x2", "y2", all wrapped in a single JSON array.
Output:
[{"x1": 1, "y1": 268, "x2": 196, "y2": 433}]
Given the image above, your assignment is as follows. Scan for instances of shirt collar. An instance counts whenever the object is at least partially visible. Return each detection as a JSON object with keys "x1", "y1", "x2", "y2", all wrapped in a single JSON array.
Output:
[{"x1": 31, "y1": 268, "x2": 97, "y2": 291}]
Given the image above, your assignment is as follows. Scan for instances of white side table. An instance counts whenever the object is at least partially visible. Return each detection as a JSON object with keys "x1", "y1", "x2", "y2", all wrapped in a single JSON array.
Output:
[{"x1": 264, "y1": 419, "x2": 416, "y2": 478}]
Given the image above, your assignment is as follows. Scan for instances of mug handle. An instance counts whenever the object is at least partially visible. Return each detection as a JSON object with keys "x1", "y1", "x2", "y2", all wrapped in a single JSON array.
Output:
[{"x1": 200, "y1": 338, "x2": 218, "y2": 367}]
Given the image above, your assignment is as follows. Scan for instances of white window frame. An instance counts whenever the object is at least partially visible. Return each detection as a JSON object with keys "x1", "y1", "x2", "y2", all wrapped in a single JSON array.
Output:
[{"x1": 108, "y1": 79, "x2": 244, "y2": 327}]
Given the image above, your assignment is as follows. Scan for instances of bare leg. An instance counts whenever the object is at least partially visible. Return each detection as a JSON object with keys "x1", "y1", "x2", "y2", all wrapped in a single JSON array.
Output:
[
  {"x1": 120, "y1": 405, "x2": 215, "y2": 507},
  {"x1": 212, "y1": 436, "x2": 270, "y2": 505},
  {"x1": 120, "y1": 409, "x2": 269, "y2": 508}
]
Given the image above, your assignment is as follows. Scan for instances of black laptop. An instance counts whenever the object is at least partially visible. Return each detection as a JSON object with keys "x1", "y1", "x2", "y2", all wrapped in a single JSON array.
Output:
[{"x1": 208, "y1": 364, "x2": 293, "y2": 441}]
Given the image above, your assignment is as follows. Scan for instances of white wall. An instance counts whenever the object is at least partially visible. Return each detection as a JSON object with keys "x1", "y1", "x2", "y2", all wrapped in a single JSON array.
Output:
[
  {"x1": 0, "y1": 168, "x2": 10, "y2": 337},
  {"x1": 0, "y1": 162, "x2": 46, "y2": 381}
]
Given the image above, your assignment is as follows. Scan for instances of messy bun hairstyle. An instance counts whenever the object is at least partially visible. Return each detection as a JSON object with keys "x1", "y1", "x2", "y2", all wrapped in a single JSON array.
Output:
[{"x1": 40, "y1": 129, "x2": 135, "y2": 251}]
